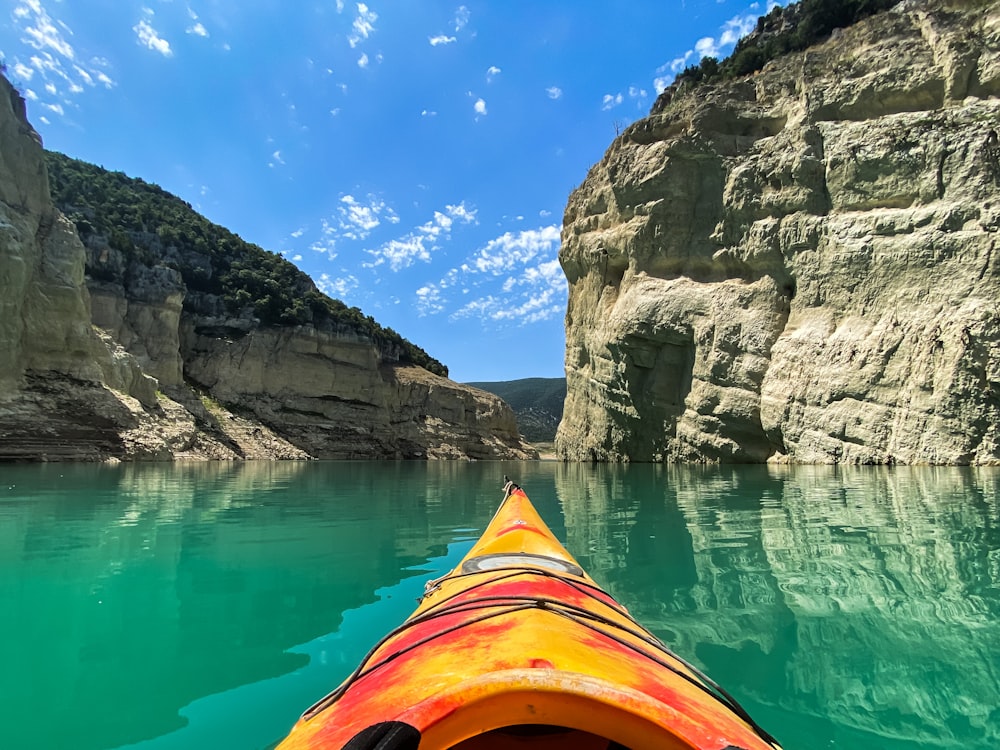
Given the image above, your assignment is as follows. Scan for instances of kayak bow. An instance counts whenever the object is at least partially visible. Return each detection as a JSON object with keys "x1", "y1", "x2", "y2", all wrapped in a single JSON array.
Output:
[{"x1": 277, "y1": 481, "x2": 781, "y2": 750}]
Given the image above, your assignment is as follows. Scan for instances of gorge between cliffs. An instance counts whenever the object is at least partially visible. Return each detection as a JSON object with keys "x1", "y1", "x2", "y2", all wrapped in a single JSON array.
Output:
[{"x1": 2, "y1": 0, "x2": 1000, "y2": 465}]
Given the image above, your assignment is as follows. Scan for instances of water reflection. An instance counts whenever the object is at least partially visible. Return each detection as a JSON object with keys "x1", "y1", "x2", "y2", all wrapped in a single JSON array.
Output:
[
  {"x1": 555, "y1": 465, "x2": 1000, "y2": 749},
  {"x1": 0, "y1": 462, "x2": 512, "y2": 750},
  {"x1": 2, "y1": 463, "x2": 998, "y2": 750}
]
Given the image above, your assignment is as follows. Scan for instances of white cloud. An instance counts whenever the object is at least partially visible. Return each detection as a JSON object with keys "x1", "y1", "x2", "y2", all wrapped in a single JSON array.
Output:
[
  {"x1": 719, "y1": 13, "x2": 757, "y2": 47},
  {"x1": 19, "y1": 1, "x2": 74, "y2": 59},
  {"x1": 473, "y1": 98, "x2": 487, "y2": 116},
  {"x1": 471, "y1": 226, "x2": 560, "y2": 275},
  {"x1": 416, "y1": 224, "x2": 566, "y2": 324},
  {"x1": 375, "y1": 236, "x2": 432, "y2": 270},
  {"x1": 338, "y1": 194, "x2": 399, "y2": 240},
  {"x1": 308, "y1": 194, "x2": 400, "y2": 259},
  {"x1": 318, "y1": 273, "x2": 358, "y2": 300},
  {"x1": 695, "y1": 36, "x2": 719, "y2": 59},
  {"x1": 134, "y1": 19, "x2": 173, "y2": 56},
  {"x1": 421, "y1": 109, "x2": 437, "y2": 117},
  {"x1": 546, "y1": 86, "x2": 562, "y2": 100},
  {"x1": 446, "y1": 202, "x2": 477, "y2": 224},
  {"x1": 655, "y1": 11, "x2": 759, "y2": 91},
  {"x1": 12, "y1": 62, "x2": 34, "y2": 80},
  {"x1": 601, "y1": 93, "x2": 623, "y2": 110},
  {"x1": 349, "y1": 3, "x2": 378, "y2": 47},
  {"x1": 415, "y1": 284, "x2": 445, "y2": 315},
  {"x1": 454, "y1": 5, "x2": 470, "y2": 31},
  {"x1": 269, "y1": 150, "x2": 285, "y2": 167},
  {"x1": 429, "y1": 34, "x2": 456, "y2": 46},
  {"x1": 7, "y1": 1, "x2": 117, "y2": 114},
  {"x1": 357, "y1": 53, "x2": 369, "y2": 68},
  {"x1": 187, "y1": 22, "x2": 208, "y2": 37},
  {"x1": 365, "y1": 201, "x2": 476, "y2": 271},
  {"x1": 486, "y1": 65, "x2": 501, "y2": 82}
]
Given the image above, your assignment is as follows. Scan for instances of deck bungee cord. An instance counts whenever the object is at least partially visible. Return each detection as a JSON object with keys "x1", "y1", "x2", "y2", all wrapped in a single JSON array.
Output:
[{"x1": 303, "y1": 561, "x2": 780, "y2": 749}]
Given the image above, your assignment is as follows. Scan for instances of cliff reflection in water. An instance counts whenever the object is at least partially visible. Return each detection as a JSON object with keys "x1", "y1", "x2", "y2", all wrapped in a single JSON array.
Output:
[
  {"x1": 0, "y1": 461, "x2": 505, "y2": 750},
  {"x1": 554, "y1": 465, "x2": 1000, "y2": 749}
]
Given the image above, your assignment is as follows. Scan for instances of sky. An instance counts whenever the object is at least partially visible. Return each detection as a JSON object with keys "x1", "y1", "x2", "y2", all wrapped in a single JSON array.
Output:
[{"x1": 1, "y1": 0, "x2": 777, "y2": 383}]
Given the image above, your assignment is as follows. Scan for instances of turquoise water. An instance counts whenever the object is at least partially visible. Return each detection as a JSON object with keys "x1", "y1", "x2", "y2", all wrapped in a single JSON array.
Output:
[{"x1": 1, "y1": 461, "x2": 997, "y2": 750}]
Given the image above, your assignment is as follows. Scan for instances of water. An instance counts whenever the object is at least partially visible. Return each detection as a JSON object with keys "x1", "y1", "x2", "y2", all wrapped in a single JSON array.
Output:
[{"x1": 1, "y1": 462, "x2": 997, "y2": 750}]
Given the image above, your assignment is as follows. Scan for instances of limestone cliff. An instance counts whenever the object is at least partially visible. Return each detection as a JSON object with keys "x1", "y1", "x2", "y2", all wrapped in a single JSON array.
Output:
[
  {"x1": 0, "y1": 75, "x2": 534, "y2": 461},
  {"x1": 556, "y1": 0, "x2": 1000, "y2": 464}
]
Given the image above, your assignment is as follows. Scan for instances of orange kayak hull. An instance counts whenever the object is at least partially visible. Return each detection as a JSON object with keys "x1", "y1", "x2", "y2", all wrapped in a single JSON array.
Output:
[{"x1": 277, "y1": 484, "x2": 780, "y2": 750}]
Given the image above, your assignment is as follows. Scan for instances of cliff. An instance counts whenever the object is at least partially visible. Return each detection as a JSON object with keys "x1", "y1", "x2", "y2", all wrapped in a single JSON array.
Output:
[
  {"x1": 556, "y1": 0, "x2": 1000, "y2": 464},
  {"x1": 0, "y1": 76, "x2": 535, "y2": 461}
]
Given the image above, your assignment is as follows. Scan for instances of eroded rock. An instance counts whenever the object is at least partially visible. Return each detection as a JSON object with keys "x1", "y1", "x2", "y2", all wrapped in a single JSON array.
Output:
[{"x1": 557, "y1": 0, "x2": 1000, "y2": 464}]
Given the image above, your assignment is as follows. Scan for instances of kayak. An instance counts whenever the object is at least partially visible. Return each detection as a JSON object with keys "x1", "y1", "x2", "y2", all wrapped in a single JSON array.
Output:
[{"x1": 276, "y1": 480, "x2": 781, "y2": 750}]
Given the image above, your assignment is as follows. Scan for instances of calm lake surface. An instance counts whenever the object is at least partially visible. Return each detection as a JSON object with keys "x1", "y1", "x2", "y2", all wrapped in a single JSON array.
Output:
[{"x1": 1, "y1": 461, "x2": 997, "y2": 750}]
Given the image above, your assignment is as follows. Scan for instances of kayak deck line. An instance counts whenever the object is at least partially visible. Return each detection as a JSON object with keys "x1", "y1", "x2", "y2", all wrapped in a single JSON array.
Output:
[{"x1": 277, "y1": 480, "x2": 782, "y2": 750}]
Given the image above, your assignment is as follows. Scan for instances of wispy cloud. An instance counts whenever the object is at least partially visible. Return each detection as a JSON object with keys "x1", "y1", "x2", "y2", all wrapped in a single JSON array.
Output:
[
  {"x1": 6, "y1": 0, "x2": 116, "y2": 116},
  {"x1": 473, "y1": 97, "x2": 487, "y2": 117},
  {"x1": 417, "y1": 225, "x2": 565, "y2": 325},
  {"x1": 655, "y1": 10, "x2": 759, "y2": 91},
  {"x1": 349, "y1": 3, "x2": 378, "y2": 48},
  {"x1": 318, "y1": 273, "x2": 359, "y2": 300},
  {"x1": 366, "y1": 202, "x2": 478, "y2": 271},
  {"x1": 429, "y1": 34, "x2": 456, "y2": 46},
  {"x1": 546, "y1": 86, "x2": 562, "y2": 100},
  {"x1": 17, "y1": 1, "x2": 72, "y2": 58},
  {"x1": 454, "y1": 5, "x2": 470, "y2": 31},
  {"x1": 185, "y1": 6, "x2": 209, "y2": 37},
  {"x1": 486, "y1": 65, "x2": 501, "y2": 82},
  {"x1": 134, "y1": 10, "x2": 173, "y2": 57},
  {"x1": 601, "y1": 93, "x2": 623, "y2": 110},
  {"x1": 339, "y1": 194, "x2": 400, "y2": 239},
  {"x1": 309, "y1": 194, "x2": 401, "y2": 258},
  {"x1": 469, "y1": 226, "x2": 560, "y2": 275},
  {"x1": 415, "y1": 284, "x2": 446, "y2": 315}
]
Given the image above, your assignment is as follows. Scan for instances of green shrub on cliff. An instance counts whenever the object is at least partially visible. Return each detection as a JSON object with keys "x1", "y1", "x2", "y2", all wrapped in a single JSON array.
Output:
[
  {"x1": 660, "y1": 0, "x2": 901, "y2": 108},
  {"x1": 44, "y1": 151, "x2": 448, "y2": 377}
]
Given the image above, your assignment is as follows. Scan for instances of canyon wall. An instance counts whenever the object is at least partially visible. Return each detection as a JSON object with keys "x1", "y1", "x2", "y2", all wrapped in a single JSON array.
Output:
[
  {"x1": 556, "y1": 0, "x2": 1000, "y2": 464},
  {"x1": 0, "y1": 76, "x2": 534, "y2": 461}
]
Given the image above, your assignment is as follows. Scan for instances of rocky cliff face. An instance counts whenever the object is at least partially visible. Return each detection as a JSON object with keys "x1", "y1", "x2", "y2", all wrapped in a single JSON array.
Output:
[
  {"x1": 0, "y1": 76, "x2": 534, "y2": 461},
  {"x1": 557, "y1": 0, "x2": 1000, "y2": 464}
]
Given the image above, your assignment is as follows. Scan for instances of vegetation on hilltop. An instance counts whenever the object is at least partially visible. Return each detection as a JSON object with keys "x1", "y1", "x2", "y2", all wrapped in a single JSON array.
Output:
[
  {"x1": 44, "y1": 151, "x2": 447, "y2": 377},
  {"x1": 655, "y1": 0, "x2": 901, "y2": 112},
  {"x1": 468, "y1": 378, "x2": 566, "y2": 442}
]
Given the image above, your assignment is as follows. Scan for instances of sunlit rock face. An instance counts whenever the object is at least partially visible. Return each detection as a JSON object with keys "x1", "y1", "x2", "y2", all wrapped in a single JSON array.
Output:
[
  {"x1": 0, "y1": 77, "x2": 163, "y2": 459},
  {"x1": 556, "y1": 0, "x2": 1000, "y2": 464},
  {"x1": 0, "y1": 75, "x2": 534, "y2": 461}
]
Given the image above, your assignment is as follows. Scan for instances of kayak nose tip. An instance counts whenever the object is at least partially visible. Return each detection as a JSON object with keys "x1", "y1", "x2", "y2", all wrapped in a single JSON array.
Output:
[{"x1": 529, "y1": 658, "x2": 555, "y2": 669}]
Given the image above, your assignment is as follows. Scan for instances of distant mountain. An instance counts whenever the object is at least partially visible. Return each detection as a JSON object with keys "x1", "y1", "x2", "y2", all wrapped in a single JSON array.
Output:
[{"x1": 467, "y1": 378, "x2": 566, "y2": 443}]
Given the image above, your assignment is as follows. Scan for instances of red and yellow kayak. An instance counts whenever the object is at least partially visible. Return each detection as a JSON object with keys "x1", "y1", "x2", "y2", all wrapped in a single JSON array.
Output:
[{"x1": 277, "y1": 481, "x2": 781, "y2": 750}]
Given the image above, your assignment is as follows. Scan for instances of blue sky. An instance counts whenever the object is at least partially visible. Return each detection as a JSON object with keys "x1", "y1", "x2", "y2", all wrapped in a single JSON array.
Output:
[{"x1": 1, "y1": 0, "x2": 775, "y2": 382}]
